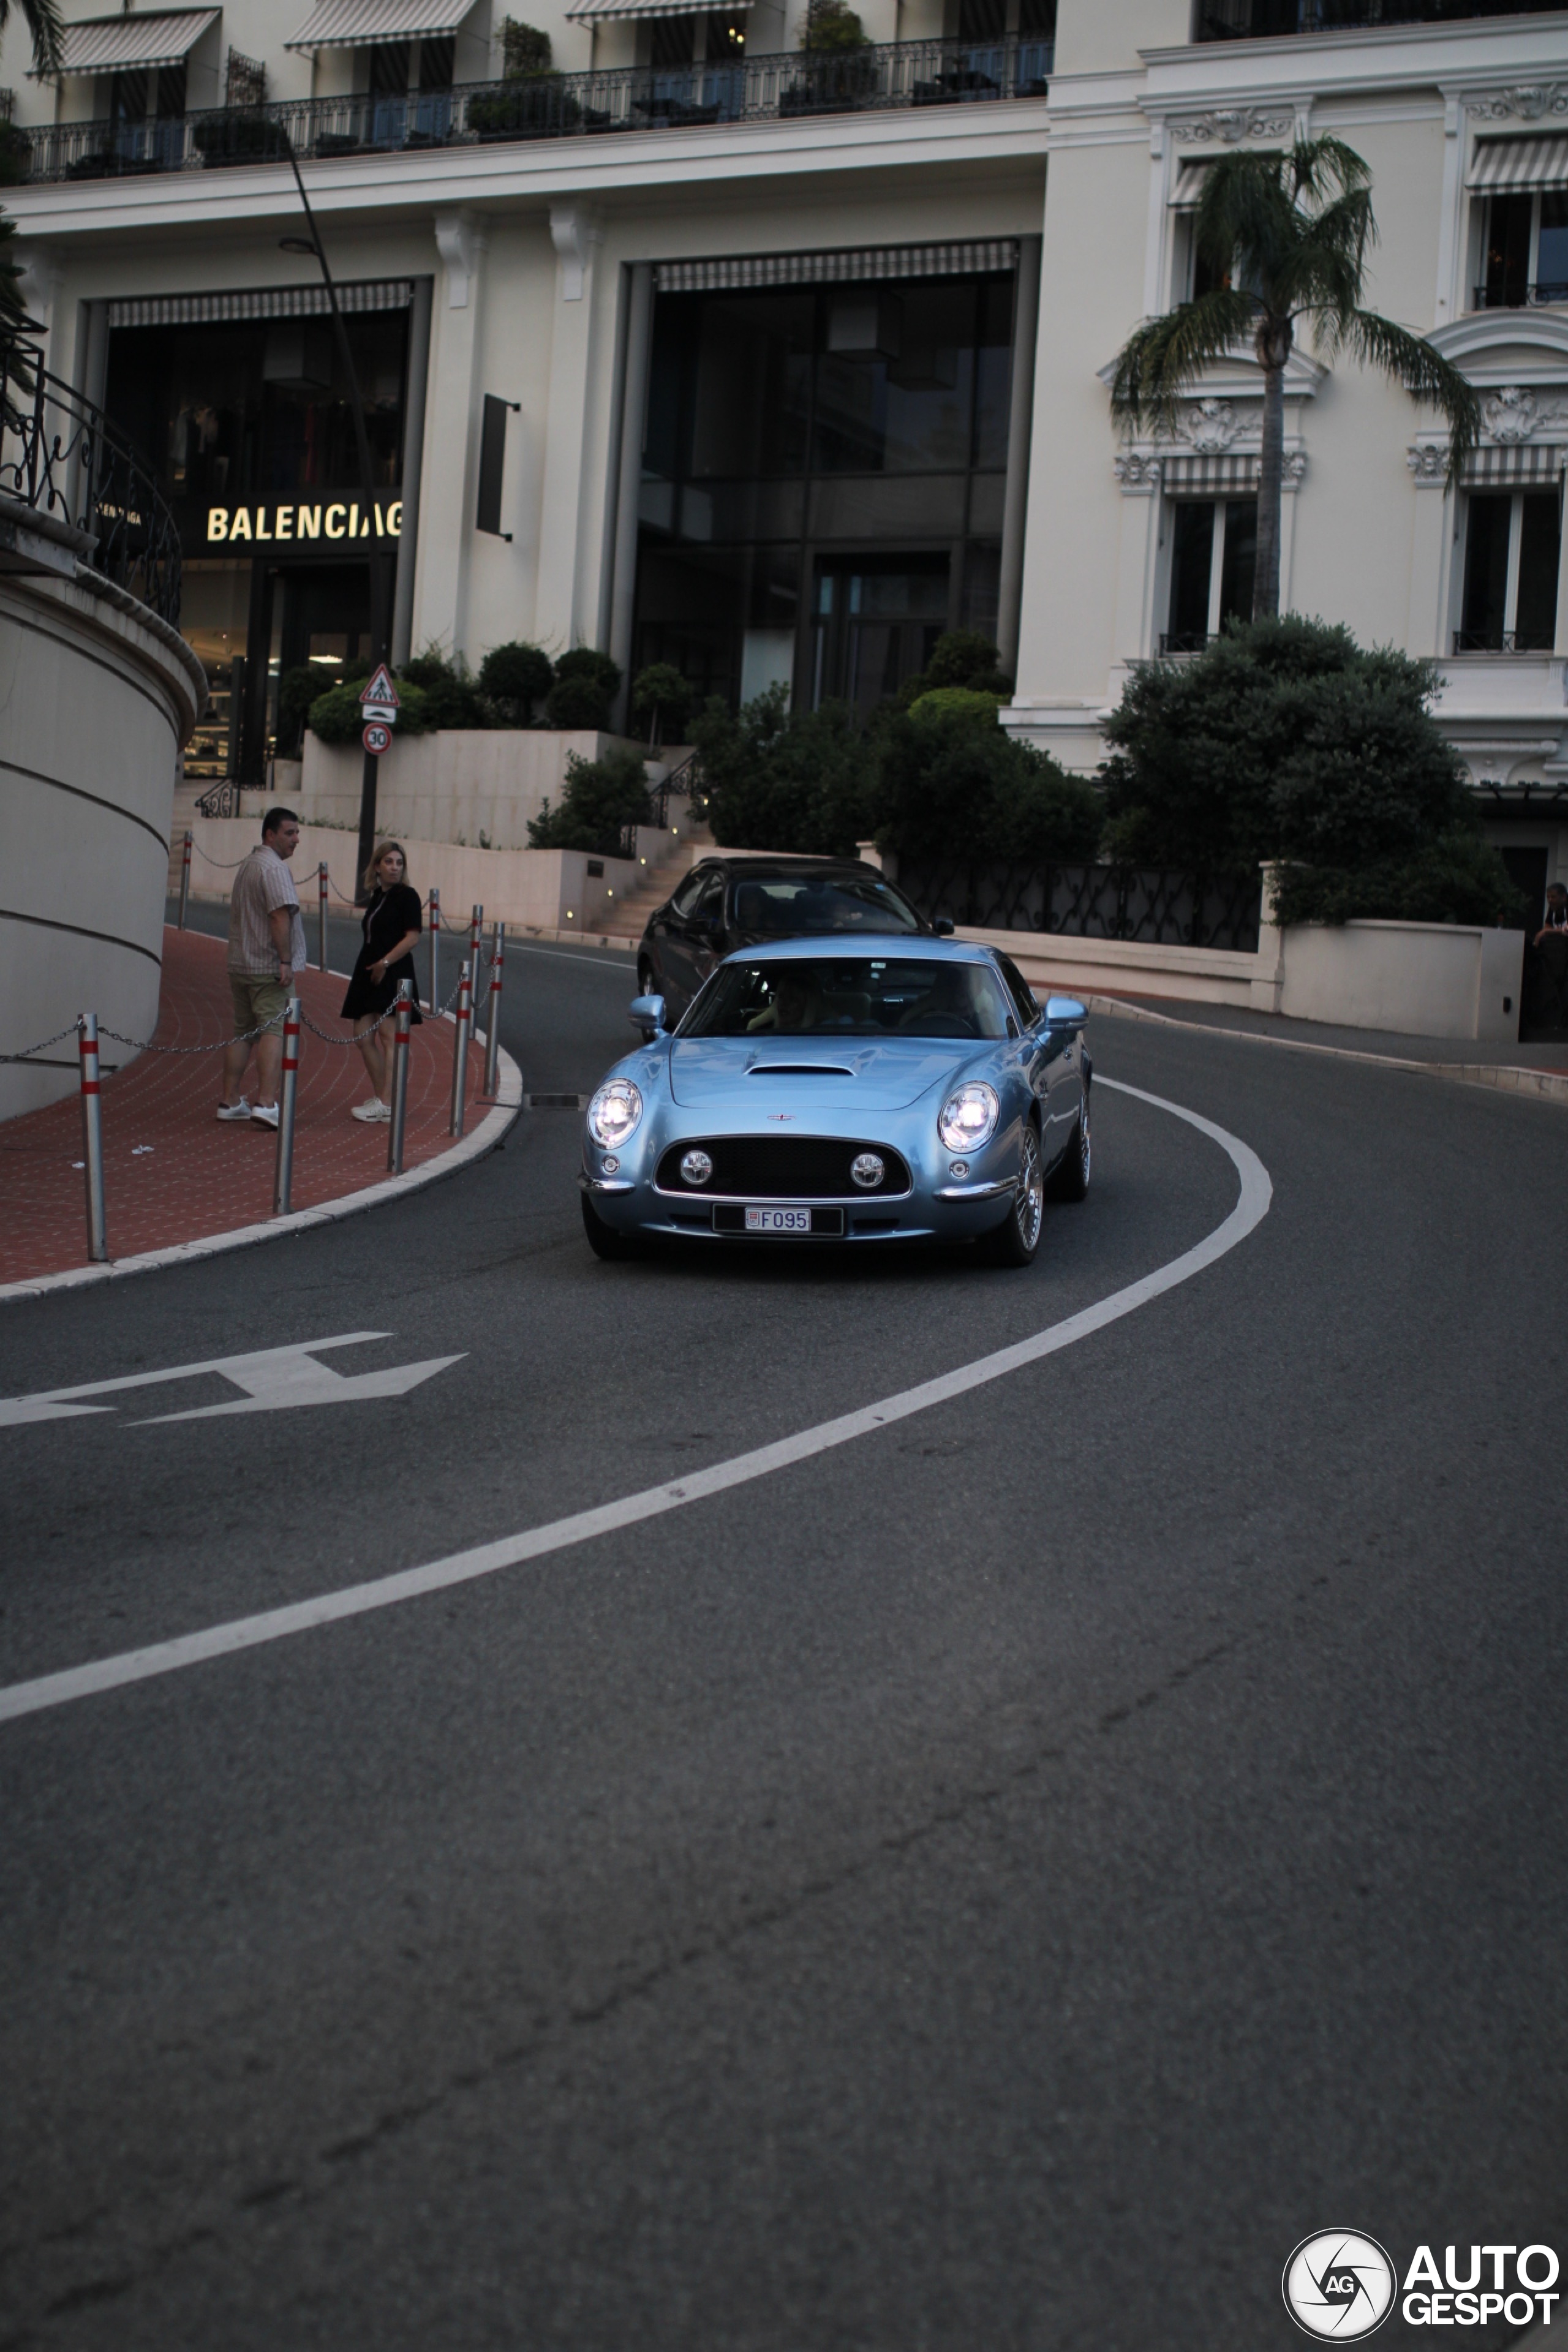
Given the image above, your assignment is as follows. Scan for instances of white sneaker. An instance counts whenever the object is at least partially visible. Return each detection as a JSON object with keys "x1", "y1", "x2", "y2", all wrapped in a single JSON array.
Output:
[
  {"x1": 252, "y1": 1101, "x2": 280, "y2": 1131},
  {"x1": 351, "y1": 1098, "x2": 390, "y2": 1123},
  {"x1": 216, "y1": 1100, "x2": 252, "y2": 1122}
]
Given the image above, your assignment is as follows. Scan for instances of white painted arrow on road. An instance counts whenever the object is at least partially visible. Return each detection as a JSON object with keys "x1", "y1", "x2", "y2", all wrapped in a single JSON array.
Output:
[{"x1": 0, "y1": 1333, "x2": 465, "y2": 1429}]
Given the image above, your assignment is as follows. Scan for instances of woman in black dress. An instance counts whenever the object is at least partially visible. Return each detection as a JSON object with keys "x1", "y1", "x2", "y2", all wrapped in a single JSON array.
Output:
[{"x1": 341, "y1": 841, "x2": 423, "y2": 1121}]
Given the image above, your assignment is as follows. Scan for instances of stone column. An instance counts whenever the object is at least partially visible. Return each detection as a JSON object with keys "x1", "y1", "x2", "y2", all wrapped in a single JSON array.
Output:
[
  {"x1": 411, "y1": 209, "x2": 487, "y2": 660},
  {"x1": 534, "y1": 202, "x2": 605, "y2": 654}
]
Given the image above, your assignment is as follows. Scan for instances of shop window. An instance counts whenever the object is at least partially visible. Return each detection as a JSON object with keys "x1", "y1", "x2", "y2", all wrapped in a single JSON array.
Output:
[
  {"x1": 812, "y1": 553, "x2": 949, "y2": 720},
  {"x1": 1163, "y1": 497, "x2": 1257, "y2": 654},
  {"x1": 1479, "y1": 189, "x2": 1568, "y2": 309},
  {"x1": 1457, "y1": 490, "x2": 1561, "y2": 652}
]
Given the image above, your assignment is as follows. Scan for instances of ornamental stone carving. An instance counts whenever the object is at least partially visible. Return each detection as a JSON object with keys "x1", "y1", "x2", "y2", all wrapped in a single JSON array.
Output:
[
  {"x1": 1112, "y1": 451, "x2": 1163, "y2": 491},
  {"x1": 1177, "y1": 397, "x2": 1243, "y2": 454},
  {"x1": 1282, "y1": 450, "x2": 1307, "y2": 486},
  {"x1": 1406, "y1": 444, "x2": 1448, "y2": 485},
  {"x1": 1169, "y1": 107, "x2": 1293, "y2": 145},
  {"x1": 1464, "y1": 84, "x2": 1568, "y2": 122},
  {"x1": 1482, "y1": 386, "x2": 1568, "y2": 443}
]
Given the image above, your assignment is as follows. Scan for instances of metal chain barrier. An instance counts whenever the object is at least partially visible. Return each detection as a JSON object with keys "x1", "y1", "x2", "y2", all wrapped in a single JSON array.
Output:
[{"x1": 1, "y1": 1020, "x2": 85, "y2": 1064}]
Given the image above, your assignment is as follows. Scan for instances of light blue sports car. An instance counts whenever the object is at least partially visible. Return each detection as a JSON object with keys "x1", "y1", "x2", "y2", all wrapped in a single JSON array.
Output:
[{"x1": 578, "y1": 936, "x2": 1091, "y2": 1267}]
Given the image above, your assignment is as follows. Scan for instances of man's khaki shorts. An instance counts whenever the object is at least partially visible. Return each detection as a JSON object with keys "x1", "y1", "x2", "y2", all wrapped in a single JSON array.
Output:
[{"x1": 229, "y1": 973, "x2": 290, "y2": 1038}]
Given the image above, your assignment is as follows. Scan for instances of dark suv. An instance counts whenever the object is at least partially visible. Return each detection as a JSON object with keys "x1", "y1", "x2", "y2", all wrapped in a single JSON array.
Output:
[{"x1": 636, "y1": 855, "x2": 944, "y2": 1020}]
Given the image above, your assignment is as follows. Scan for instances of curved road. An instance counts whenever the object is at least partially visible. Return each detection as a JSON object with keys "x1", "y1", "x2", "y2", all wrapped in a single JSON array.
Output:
[{"x1": 0, "y1": 931, "x2": 1563, "y2": 2349}]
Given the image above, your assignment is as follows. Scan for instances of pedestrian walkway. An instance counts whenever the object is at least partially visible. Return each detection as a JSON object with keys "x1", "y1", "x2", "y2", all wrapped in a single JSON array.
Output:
[{"x1": 0, "y1": 929, "x2": 489, "y2": 1287}]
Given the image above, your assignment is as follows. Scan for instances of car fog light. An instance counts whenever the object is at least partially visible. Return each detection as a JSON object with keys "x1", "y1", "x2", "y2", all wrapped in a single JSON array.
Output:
[
  {"x1": 851, "y1": 1152, "x2": 884, "y2": 1189},
  {"x1": 601, "y1": 1155, "x2": 619, "y2": 1175},
  {"x1": 680, "y1": 1148, "x2": 714, "y2": 1186},
  {"x1": 949, "y1": 1160, "x2": 970, "y2": 1180},
  {"x1": 588, "y1": 1079, "x2": 643, "y2": 1148}
]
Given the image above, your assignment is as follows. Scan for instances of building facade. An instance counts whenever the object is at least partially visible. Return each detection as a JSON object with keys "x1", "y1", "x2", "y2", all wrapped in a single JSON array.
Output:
[{"x1": 4, "y1": 0, "x2": 1566, "y2": 919}]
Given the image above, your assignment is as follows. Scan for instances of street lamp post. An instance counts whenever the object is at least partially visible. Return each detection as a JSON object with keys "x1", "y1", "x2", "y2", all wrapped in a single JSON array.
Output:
[{"x1": 278, "y1": 135, "x2": 394, "y2": 900}]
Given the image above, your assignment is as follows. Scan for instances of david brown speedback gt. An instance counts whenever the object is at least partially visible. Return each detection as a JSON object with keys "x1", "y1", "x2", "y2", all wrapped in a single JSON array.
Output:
[{"x1": 579, "y1": 937, "x2": 1091, "y2": 1268}]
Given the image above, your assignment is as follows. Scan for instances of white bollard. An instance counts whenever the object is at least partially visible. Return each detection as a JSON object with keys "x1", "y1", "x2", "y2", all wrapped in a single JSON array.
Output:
[
  {"x1": 274, "y1": 997, "x2": 301, "y2": 1215},
  {"x1": 482, "y1": 919, "x2": 503, "y2": 1098},
  {"x1": 449, "y1": 957, "x2": 473, "y2": 1139},
  {"x1": 387, "y1": 979, "x2": 413, "y2": 1175},
  {"x1": 78, "y1": 1012, "x2": 107, "y2": 1263}
]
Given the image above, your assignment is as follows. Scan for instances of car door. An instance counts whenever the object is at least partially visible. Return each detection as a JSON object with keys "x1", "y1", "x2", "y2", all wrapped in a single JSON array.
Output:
[
  {"x1": 662, "y1": 867, "x2": 725, "y2": 1016},
  {"x1": 997, "y1": 953, "x2": 1075, "y2": 1159}
]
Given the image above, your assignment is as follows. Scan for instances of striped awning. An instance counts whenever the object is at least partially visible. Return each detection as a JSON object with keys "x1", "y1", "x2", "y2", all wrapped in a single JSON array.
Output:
[
  {"x1": 655, "y1": 239, "x2": 1018, "y2": 293},
  {"x1": 568, "y1": 0, "x2": 746, "y2": 18},
  {"x1": 1468, "y1": 134, "x2": 1568, "y2": 192},
  {"x1": 108, "y1": 278, "x2": 415, "y2": 329},
  {"x1": 286, "y1": 0, "x2": 476, "y2": 50},
  {"x1": 1163, "y1": 452, "x2": 1261, "y2": 494},
  {"x1": 1461, "y1": 441, "x2": 1566, "y2": 488},
  {"x1": 40, "y1": 8, "x2": 217, "y2": 77}
]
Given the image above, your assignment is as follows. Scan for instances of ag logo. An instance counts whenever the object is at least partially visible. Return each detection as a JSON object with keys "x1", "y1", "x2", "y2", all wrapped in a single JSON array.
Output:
[{"x1": 1283, "y1": 2232, "x2": 1395, "y2": 2339}]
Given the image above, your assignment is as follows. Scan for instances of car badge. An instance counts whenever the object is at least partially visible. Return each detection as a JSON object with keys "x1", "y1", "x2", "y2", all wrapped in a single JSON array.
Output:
[{"x1": 766, "y1": 1113, "x2": 795, "y2": 1121}]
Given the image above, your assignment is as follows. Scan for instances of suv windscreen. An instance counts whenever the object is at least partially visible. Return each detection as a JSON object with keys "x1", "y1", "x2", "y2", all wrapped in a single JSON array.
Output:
[
  {"x1": 679, "y1": 957, "x2": 1012, "y2": 1041},
  {"x1": 728, "y1": 872, "x2": 924, "y2": 939}
]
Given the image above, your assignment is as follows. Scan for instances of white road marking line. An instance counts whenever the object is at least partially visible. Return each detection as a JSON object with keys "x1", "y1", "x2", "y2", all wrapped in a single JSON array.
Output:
[
  {"x1": 0, "y1": 1079, "x2": 1269, "y2": 1727},
  {"x1": 0, "y1": 1335, "x2": 464, "y2": 1430},
  {"x1": 510, "y1": 944, "x2": 637, "y2": 971}
]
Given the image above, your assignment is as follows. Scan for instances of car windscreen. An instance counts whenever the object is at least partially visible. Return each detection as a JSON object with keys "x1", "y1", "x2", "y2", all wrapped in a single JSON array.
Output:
[
  {"x1": 679, "y1": 958, "x2": 1014, "y2": 1041},
  {"x1": 727, "y1": 873, "x2": 924, "y2": 938}
]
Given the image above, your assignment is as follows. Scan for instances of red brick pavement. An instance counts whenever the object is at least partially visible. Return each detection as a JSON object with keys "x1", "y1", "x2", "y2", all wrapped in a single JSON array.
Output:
[{"x1": 0, "y1": 929, "x2": 490, "y2": 1284}]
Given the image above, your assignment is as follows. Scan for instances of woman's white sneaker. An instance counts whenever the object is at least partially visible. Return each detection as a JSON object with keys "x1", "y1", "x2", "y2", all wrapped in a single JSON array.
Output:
[{"x1": 351, "y1": 1098, "x2": 390, "y2": 1122}]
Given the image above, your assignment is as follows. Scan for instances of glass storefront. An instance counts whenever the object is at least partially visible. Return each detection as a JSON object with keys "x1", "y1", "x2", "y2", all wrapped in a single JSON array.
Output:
[
  {"x1": 634, "y1": 270, "x2": 1014, "y2": 717},
  {"x1": 104, "y1": 299, "x2": 409, "y2": 776}
]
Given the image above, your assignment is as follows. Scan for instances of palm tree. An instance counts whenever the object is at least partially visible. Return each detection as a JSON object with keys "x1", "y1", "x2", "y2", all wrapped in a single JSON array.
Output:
[
  {"x1": 1110, "y1": 137, "x2": 1480, "y2": 622},
  {"x1": 0, "y1": 0, "x2": 63, "y2": 81}
]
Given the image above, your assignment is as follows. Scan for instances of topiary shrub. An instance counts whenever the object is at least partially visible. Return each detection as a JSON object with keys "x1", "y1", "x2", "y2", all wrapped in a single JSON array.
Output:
[
  {"x1": 527, "y1": 745, "x2": 650, "y2": 853},
  {"x1": 875, "y1": 700, "x2": 1101, "y2": 868},
  {"x1": 693, "y1": 686, "x2": 875, "y2": 856},
  {"x1": 307, "y1": 677, "x2": 433, "y2": 745},
  {"x1": 1102, "y1": 614, "x2": 1518, "y2": 924},
  {"x1": 799, "y1": 0, "x2": 868, "y2": 47},
  {"x1": 400, "y1": 650, "x2": 491, "y2": 729},
  {"x1": 478, "y1": 639, "x2": 552, "y2": 722},
  {"x1": 906, "y1": 686, "x2": 1005, "y2": 725},
  {"x1": 543, "y1": 646, "x2": 622, "y2": 730},
  {"x1": 899, "y1": 629, "x2": 1014, "y2": 708},
  {"x1": 630, "y1": 662, "x2": 696, "y2": 750}
]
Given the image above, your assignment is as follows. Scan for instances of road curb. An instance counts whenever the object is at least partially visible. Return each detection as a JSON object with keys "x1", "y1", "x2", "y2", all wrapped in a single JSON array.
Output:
[
  {"x1": 513, "y1": 922, "x2": 637, "y2": 951},
  {"x1": 1084, "y1": 993, "x2": 1568, "y2": 1107},
  {"x1": 0, "y1": 1046, "x2": 524, "y2": 1308}
]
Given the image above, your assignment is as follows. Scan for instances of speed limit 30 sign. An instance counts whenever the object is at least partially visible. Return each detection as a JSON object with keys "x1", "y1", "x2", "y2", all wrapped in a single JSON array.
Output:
[{"x1": 362, "y1": 719, "x2": 393, "y2": 756}]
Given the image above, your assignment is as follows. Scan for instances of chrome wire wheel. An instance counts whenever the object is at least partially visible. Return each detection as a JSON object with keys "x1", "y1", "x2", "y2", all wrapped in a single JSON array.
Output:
[{"x1": 1015, "y1": 1122, "x2": 1045, "y2": 1253}]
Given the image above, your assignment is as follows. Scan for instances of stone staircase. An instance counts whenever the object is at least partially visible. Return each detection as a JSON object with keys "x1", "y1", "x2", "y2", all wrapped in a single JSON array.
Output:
[{"x1": 600, "y1": 835, "x2": 708, "y2": 944}]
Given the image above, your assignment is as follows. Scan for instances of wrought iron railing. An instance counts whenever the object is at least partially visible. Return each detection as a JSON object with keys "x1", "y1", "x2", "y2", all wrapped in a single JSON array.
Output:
[
  {"x1": 894, "y1": 858, "x2": 1264, "y2": 954},
  {"x1": 1198, "y1": 0, "x2": 1564, "y2": 34},
  {"x1": 1158, "y1": 630, "x2": 1213, "y2": 657},
  {"x1": 194, "y1": 781, "x2": 244, "y2": 818},
  {"x1": 1472, "y1": 281, "x2": 1568, "y2": 312},
  {"x1": 1452, "y1": 628, "x2": 1556, "y2": 655},
  {"x1": 9, "y1": 38, "x2": 1050, "y2": 184},
  {"x1": 0, "y1": 344, "x2": 182, "y2": 625}
]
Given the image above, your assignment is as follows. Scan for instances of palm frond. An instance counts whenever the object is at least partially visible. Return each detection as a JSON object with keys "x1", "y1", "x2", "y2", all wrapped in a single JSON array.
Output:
[
  {"x1": 1109, "y1": 290, "x2": 1259, "y2": 434},
  {"x1": 0, "y1": 0, "x2": 63, "y2": 77},
  {"x1": 1327, "y1": 307, "x2": 1482, "y2": 475},
  {"x1": 1287, "y1": 135, "x2": 1371, "y2": 206}
]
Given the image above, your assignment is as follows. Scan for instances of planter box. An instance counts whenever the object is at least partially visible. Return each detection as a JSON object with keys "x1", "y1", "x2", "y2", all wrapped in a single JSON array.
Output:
[
  {"x1": 298, "y1": 728, "x2": 643, "y2": 852},
  {"x1": 1275, "y1": 918, "x2": 1524, "y2": 1041}
]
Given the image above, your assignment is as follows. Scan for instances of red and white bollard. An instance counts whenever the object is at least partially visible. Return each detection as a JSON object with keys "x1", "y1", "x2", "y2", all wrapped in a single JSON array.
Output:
[
  {"x1": 274, "y1": 996, "x2": 301, "y2": 1215},
  {"x1": 77, "y1": 1012, "x2": 107, "y2": 1263},
  {"x1": 482, "y1": 918, "x2": 503, "y2": 1098},
  {"x1": 387, "y1": 979, "x2": 413, "y2": 1175},
  {"x1": 317, "y1": 862, "x2": 330, "y2": 970},
  {"x1": 426, "y1": 885, "x2": 441, "y2": 1014},
  {"x1": 449, "y1": 957, "x2": 473, "y2": 1139},
  {"x1": 178, "y1": 831, "x2": 192, "y2": 930},
  {"x1": 469, "y1": 902, "x2": 484, "y2": 971}
]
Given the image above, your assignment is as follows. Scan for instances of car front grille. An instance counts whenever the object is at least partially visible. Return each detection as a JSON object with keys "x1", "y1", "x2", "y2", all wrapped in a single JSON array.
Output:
[{"x1": 655, "y1": 1136, "x2": 911, "y2": 1199}]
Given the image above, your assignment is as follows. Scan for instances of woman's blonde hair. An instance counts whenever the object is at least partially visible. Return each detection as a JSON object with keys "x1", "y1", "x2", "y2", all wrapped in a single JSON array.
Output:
[{"x1": 363, "y1": 839, "x2": 410, "y2": 894}]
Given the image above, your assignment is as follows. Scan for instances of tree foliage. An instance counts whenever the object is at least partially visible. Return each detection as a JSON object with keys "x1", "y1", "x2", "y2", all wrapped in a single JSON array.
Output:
[
  {"x1": 695, "y1": 687, "x2": 875, "y2": 856},
  {"x1": 544, "y1": 646, "x2": 622, "y2": 729},
  {"x1": 631, "y1": 662, "x2": 696, "y2": 748},
  {"x1": 875, "y1": 700, "x2": 1102, "y2": 869},
  {"x1": 1101, "y1": 617, "x2": 1518, "y2": 925},
  {"x1": 897, "y1": 628, "x2": 1013, "y2": 708},
  {"x1": 478, "y1": 639, "x2": 552, "y2": 719},
  {"x1": 527, "y1": 746, "x2": 651, "y2": 853}
]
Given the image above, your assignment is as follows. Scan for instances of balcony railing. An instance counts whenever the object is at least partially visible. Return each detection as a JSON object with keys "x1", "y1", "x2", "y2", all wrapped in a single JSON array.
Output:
[
  {"x1": 0, "y1": 343, "x2": 181, "y2": 625},
  {"x1": 1451, "y1": 629, "x2": 1556, "y2": 654},
  {"x1": 1472, "y1": 281, "x2": 1568, "y2": 311},
  {"x1": 1197, "y1": 0, "x2": 1566, "y2": 35},
  {"x1": 7, "y1": 38, "x2": 1051, "y2": 186}
]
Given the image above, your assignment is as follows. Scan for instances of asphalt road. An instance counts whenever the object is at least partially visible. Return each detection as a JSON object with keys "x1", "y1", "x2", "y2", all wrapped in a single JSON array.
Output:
[{"x1": 1, "y1": 911, "x2": 1564, "y2": 2350}]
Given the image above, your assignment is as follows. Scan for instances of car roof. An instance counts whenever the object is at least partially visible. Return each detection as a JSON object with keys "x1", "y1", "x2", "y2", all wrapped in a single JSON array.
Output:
[
  {"x1": 698, "y1": 857, "x2": 889, "y2": 877},
  {"x1": 717, "y1": 934, "x2": 994, "y2": 965}
]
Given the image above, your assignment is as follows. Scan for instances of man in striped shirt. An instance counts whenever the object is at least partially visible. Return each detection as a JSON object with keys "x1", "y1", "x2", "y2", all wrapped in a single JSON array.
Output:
[{"x1": 219, "y1": 808, "x2": 307, "y2": 1131}]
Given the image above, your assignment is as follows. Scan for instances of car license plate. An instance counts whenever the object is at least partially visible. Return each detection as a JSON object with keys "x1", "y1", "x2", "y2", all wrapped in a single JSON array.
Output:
[{"x1": 744, "y1": 1205, "x2": 812, "y2": 1234}]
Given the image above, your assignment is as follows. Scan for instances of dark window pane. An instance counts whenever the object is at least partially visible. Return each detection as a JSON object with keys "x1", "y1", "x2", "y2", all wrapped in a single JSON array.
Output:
[
  {"x1": 958, "y1": 0, "x2": 1005, "y2": 37},
  {"x1": 418, "y1": 34, "x2": 454, "y2": 87},
  {"x1": 1461, "y1": 494, "x2": 1512, "y2": 646},
  {"x1": 110, "y1": 70, "x2": 148, "y2": 127},
  {"x1": 812, "y1": 553, "x2": 949, "y2": 718},
  {"x1": 687, "y1": 293, "x2": 814, "y2": 478},
  {"x1": 1219, "y1": 496, "x2": 1257, "y2": 626},
  {"x1": 1539, "y1": 191, "x2": 1568, "y2": 300},
  {"x1": 808, "y1": 474, "x2": 967, "y2": 538},
  {"x1": 650, "y1": 16, "x2": 695, "y2": 64},
  {"x1": 961, "y1": 541, "x2": 1001, "y2": 639},
  {"x1": 1167, "y1": 501, "x2": 1215, "y2": 646},
  {"x1": 1018, "y1": 0, "x2": 1055, "y2": 31},
  {"x1": 1484, "y1": 192, "x2": 1532, "y2": 307},
  {"x1": 814, "y1": 284, "x2": 976, "y2": 473},
  {"x1": 1515, "y1": 491, "x2": 1561, "y2": 651},
  {"x1": 973, "y1": 274, "x2": 1013, "y2": 469},
  {"x1": 369, "y1": 42, "x2": 409, "y2": 94},
  {"x1": 155, "y1": 62, "x2": 186, "y2": 117}
]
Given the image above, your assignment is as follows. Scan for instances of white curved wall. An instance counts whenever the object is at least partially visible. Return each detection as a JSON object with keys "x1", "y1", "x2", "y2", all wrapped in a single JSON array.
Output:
[{"x1": 0, "y1": 569, "x2": 203, "y2": 1120}]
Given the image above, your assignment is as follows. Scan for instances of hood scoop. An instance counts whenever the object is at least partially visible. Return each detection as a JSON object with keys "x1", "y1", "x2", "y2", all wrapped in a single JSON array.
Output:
[{"x1": 748, "y1": 1062, "x2": 855, "y2": 1078}]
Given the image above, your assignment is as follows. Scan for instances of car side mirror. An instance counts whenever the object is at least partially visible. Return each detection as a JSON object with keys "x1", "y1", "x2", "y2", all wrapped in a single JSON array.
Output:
[
  {"x1": 932, "y1": 916, "x2": 955, "y2": 937},
  {"x1": 1044, "y1": 996, "x2": 1087, "y2": 1028},
  {"x1": 629, "y1": 993, "x2": 668, "y2": 1040}
]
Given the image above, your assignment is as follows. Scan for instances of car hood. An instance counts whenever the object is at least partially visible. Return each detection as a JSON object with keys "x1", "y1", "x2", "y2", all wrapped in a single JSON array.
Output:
[{"x1": 668, "y1": 1036, "x2": 968, "y2": 1110}]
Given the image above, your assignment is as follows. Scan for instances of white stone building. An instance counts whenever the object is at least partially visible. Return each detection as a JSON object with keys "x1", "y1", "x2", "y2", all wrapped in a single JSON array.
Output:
[{"x1": 3, "y1": 0, "x2": 1566, "y2": 921}]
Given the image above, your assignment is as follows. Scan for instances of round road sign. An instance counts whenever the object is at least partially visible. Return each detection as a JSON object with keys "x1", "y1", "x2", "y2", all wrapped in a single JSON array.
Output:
[{"x1": 362, "y1": 720, "x2": 393, "y2": 756}]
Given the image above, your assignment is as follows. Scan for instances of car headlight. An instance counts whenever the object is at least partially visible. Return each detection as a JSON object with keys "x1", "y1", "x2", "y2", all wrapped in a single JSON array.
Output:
[
  {"x1": 588, "y1": 1079, "x2": 643, "y2": 1148},
  {"x1": 938, "y1": 1082, "x2": 998, "y2": 1153}
]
